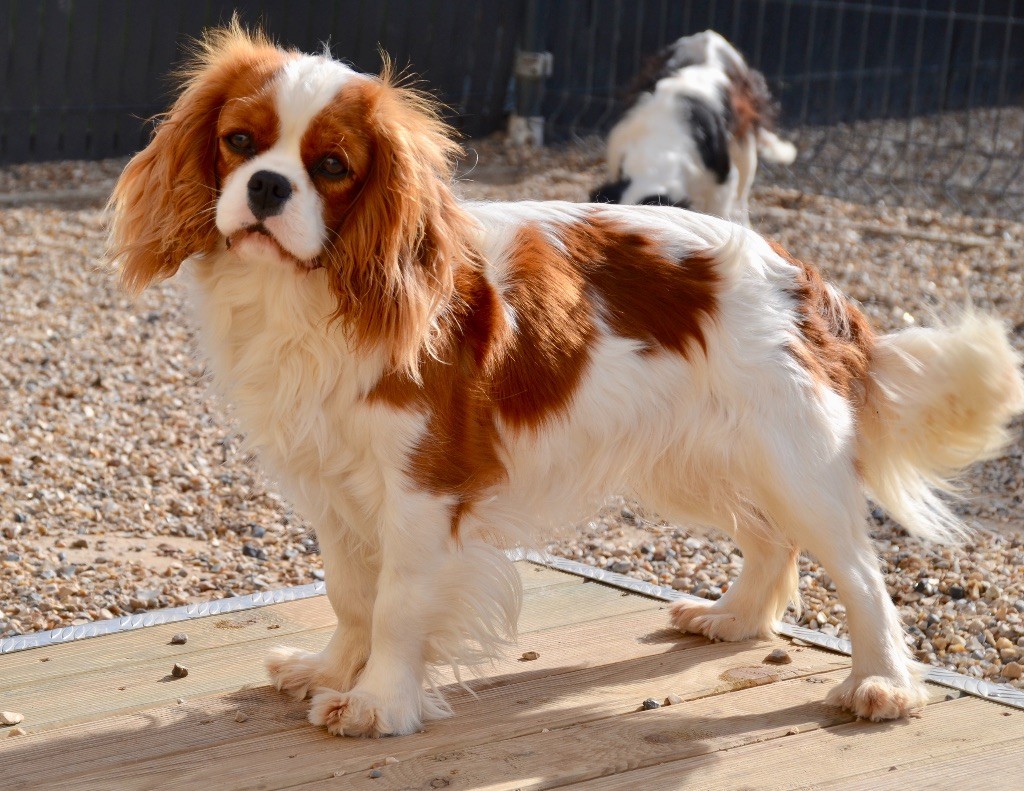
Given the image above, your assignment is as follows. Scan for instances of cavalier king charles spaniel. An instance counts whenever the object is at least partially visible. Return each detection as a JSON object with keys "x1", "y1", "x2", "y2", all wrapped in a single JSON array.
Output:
[
  {"x1": 591, "y1": 30, "x2": 797, "y2": 224},
  {"x1": 108, "y1": 24, "x2": 1023, "y2": 737}
]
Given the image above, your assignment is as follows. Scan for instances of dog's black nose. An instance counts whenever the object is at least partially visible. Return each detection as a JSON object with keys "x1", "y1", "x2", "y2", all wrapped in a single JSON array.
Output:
[{"x1": 247, "y1": 170, "x2": 292, "y2": 218}]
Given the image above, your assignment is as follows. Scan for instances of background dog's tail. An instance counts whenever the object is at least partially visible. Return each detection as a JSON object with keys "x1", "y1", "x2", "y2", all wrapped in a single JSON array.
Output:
[
  {"x1": 756, "y1": 128, "x2": 798, "y2": 165},
  {"x1": 858, "y1": 313, "x2": 1024, "y2": 542}
]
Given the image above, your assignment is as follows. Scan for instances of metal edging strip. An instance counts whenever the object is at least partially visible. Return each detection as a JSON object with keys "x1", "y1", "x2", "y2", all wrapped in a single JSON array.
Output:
[
  {"x1": 518, "y1": 550, "x2": 1024, "y2": 711},
  {"x1": 0, "y1": 582, "x2": 326, "y2": 654},
  {"x1": 3, "y1": 549, "x2": 1022, "y2": 711}
]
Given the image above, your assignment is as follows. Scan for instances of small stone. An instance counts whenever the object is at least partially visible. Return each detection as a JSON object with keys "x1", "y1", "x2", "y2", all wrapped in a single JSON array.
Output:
[
  {"x1": 1002, "y1": 662, "x2": 1023, "y2": 680},
  {"x1": 429, "y1": 780, "x2": 450, "y2": 789},
  {"x1": 609, "y1": 561, "x2": 631, "y2": 574},
  {"x1": 1, "y1": 711, "x2": 25, "y2": 727},
  {"x1": 332, "y1": 771, "x2": 346, "y2": 778},
  {"x1": 664, "y1": 694, "x2": 682, "y2": 706},
  {"x1": 763, "y1": 649, "x2": 792, "y2": 665},
  {"x1": 520, "y1": 651, "x2": 540, "y2": 661},
  {"x1": 170, "y1": 632, "x2": 188, "y2": 645},
  {"x1": 242, "y1": 543, "x2": 267, "y2": 560},
  {"x1": 176, "y1": 698, "x2": 185, "y2": 705},
  {"x1": 947, "y1": 584, "x2": 966, "y2": 600},
  {"x1": 384, "y1": 757, "x2": 399, "y2": 765},
  {"x1": 641, "y1": 698, "x2": 660, "y2": 710},
  {"x1": 171, "y1": 663, "x2": 189, "y2": 678},
  {"x1": 786, "y1": 727, "x2": 800, "y2": 735},
  {"x1": 70, "y1": 538, "x2": 89, "y2": 549},
  {"x1": 7, "y1": 727, "x2": 27, "y2": 737},
  {"x1": 368, "y1": 770, "x2": 383, "y2": 779},
  {"x1": 234, "y1": 710, "x2": 249, "y2": 723},
  {"x1": 250, "y1": 525, "x2": 266, "y2": 538}
]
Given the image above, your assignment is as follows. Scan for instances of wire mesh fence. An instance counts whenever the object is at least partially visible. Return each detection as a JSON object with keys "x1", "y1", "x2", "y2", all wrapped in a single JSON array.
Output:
[
  {"x1": 1, "y1": 0, "x2": 1021, "y2": 218},
  {"x1": 531, "y1": 0, "x2": 1024, "y2": 219}
]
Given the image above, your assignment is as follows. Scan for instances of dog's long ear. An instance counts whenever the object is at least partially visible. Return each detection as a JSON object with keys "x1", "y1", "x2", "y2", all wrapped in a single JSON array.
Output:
[
  {"x1": 328, "y1": 62, "x2": 471, "y2": 376},
  {"x1": 108, "y1": 21, "x2": 284, "y2": 293}
]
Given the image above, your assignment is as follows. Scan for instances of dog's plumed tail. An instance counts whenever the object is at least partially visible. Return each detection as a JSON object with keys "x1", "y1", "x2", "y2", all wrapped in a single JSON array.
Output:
[
  {"x1": 756, "y1": 129, "x2": 797, "y2": 165},
  {"x1": 858, "y1": 313, "x2": 1024, "y2": 542}
]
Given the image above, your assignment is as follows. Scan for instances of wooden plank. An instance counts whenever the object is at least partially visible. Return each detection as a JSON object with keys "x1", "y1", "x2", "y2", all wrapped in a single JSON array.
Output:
[
  {"x1": 0, "y1": 564, "x2": 573, "y2": 686},
  {"x1": 297, "y1": 670, "x2": 951, "y2": 791},
  {"x1": 0, "y1": 597, "x2": 332, "y2": 688},
  {"x1": 567, "y1": 697, "x2": 1020, "y2": 791},
  {"x1": 46, "y1": 639, "x2": 848, "y2": 790},
  {"x1": 0, "y1": 574, "x2": 640, "y2": 727},
  {"x1": 829, "y1": 727, "x2": 1024, "y2": 790},
  {"x1": 0, "y1": 605, "x2": 706, "y2": 783}
]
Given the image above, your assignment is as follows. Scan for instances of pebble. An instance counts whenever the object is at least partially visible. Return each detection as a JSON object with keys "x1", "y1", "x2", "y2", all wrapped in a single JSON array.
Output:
[
  {"x1": 234, "y1": 710, "x2": 249, "y2": 723},
  {"x1": 7, "y1": 727, "x2": 27, "y2": 737},
  {"x1": 520, "y1": 651, "x2": 540, "y2": 661},
  {"x1": 641, "y1": 698, "x2": 660, "y2": 710},
  {"x1": 368, "y1": 770, "x2": 382, "y2": 779},
  {"x1": 171, "y1": 663, "x2": 189, "y2": 678},
  {"x1": 170, "y1": 632, "x2": 188, "y2": 645},
  {"x1": 1003, "y1": 662, "x2": 1023, "y2": 680},
  {"x1": 1, "y1": 711, "x2": 25, "y2": 726},
  {"x1": 663, "y1": 694, "x2": 682, "y2": 706},
  {"x1": 763, "y1": 649, "x2": 793, "y2": 665}
]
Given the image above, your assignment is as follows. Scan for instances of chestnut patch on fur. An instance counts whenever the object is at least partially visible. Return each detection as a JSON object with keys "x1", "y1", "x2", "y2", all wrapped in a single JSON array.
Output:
[
  {"x1": 489, "y1": 224, "x2": 598, "y2": 430},
  {"x1": 562, "y1": 213, "x2": 720, "y2": 358},
  {"x1": 770, "y1": 240, "x2": 874, "y2": 402},
  {"x1": 725, "y1": 65, "x2": 777, "y2": 141},
  {"x1": 366, "y1": 262, "x2": 509, "y2": 537},
  {"x1": 369, "y1": 212, "x2": 721, "y2": 537}
]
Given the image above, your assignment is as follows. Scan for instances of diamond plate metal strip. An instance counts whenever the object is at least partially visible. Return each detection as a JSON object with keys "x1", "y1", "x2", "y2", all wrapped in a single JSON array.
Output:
[
  {"x1": 0, "y1": 582, "x2": 326, "y2": 654},
  {"x1": 522, "y1": 551, "x2": 1024, "y2": 711}
]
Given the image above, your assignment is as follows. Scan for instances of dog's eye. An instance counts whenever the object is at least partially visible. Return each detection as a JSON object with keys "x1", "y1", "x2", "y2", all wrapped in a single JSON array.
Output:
[
  {"x1": 226, "y1": 132, "x2": 255, "y2": 155},
  {"x1": 316, "y1": 155, "x2": 349, "y2": 180}
]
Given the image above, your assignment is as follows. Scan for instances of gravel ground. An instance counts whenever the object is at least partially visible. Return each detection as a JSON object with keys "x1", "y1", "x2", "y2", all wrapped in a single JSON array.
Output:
[{"x1": 1, "y1": 140, "x2": 1022, "y2": 688}]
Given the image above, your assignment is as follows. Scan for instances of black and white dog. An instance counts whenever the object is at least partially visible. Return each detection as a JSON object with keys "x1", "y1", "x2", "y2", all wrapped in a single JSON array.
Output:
[{"x1": 591, "y1": 30, "x2": 797, "y2": 225}]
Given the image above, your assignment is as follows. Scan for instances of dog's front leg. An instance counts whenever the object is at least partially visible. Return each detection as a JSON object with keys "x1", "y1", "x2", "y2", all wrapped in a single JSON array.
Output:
[
  {"x1": 308, "y1": 500, "x2": 452, "y2": 737},
  {"x1": 266, "y1": 525, "x2": 377, "y2": 700}
]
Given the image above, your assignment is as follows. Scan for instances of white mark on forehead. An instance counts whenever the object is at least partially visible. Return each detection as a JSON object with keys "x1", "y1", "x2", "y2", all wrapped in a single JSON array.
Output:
[{"x1": 273, "y1": 55, "x2": 362, "y2": 147}]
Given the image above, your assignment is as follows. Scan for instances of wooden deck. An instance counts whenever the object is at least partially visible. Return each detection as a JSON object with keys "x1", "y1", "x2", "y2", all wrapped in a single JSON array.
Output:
[{"x1": 1, "y1": 561, "x2": 1021, "y2": 790}]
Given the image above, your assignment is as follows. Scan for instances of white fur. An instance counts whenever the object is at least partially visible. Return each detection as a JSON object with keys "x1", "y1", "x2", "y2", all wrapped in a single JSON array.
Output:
[{"x1": 122, "y1": 52, "x2": 1023, "y2": 737}]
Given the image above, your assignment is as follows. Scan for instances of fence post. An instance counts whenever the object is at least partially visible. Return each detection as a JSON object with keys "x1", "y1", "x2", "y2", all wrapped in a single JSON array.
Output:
[{"x1": 508, "y1": 0, "x2": 552, "y2": 147}]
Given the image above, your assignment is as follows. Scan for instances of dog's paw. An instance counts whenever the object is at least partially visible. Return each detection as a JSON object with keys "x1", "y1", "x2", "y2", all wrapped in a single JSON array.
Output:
[
  {"x1": 309, "y1": 688, "x2": 421, "y2": 738},
  {"x1": 825, "y1": 674, "x2": 929, "y2": 721},
  {"x1": 668, "y1": 598, "x2": 772, "y2": 642},
  {"x1": 265, "y1": 646, "x2": 323, "y2": 700}
]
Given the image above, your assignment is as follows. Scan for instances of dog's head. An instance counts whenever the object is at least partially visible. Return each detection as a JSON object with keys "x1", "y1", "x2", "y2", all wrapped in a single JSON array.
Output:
[{"x1": 108, "y1": 21, "x2": 469, "y2": 372}]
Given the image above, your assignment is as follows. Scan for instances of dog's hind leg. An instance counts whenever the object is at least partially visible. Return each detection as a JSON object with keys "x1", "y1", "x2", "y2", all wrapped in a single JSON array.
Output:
[
  {"x1": 667, "y1": 512, "x2": 799, "y2": 642},
  {"x1": 749, "y1": 424, "x2": 929, "y2": 721}
]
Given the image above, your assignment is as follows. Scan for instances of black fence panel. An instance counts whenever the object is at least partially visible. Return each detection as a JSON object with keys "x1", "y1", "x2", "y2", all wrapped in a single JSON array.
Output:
[
  {"x1": 0, "y1": 0, "x2": 524, "y2": 163},
  {"x1": 1, "y1": 0, "x2": 1021, "y2": 215},
  {"x1": 535, "y1": 0, "x2": 1024, "y2": 136}
]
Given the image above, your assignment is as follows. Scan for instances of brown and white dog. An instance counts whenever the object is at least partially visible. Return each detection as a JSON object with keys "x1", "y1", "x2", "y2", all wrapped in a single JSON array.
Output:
[
  {"x1": 591, "y1": 30, "x2": 797, "y2": 225},
  {"x1": 108, "y1": 24, "x2": 1023, "y2": 737}
]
